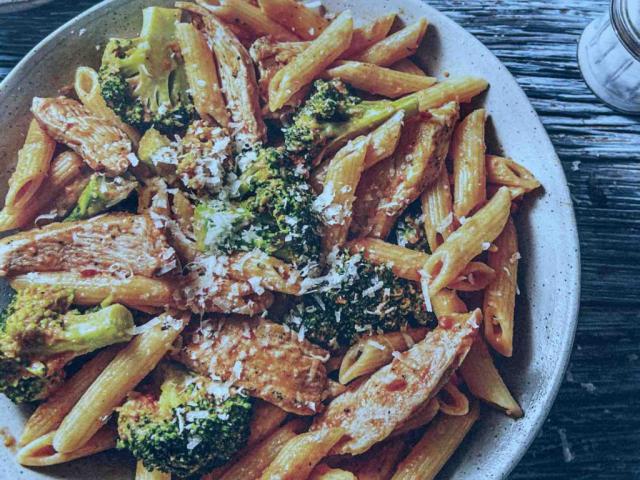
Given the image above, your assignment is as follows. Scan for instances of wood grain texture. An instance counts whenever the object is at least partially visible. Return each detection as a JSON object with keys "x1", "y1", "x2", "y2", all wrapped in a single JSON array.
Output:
[{"x1": 0, "y1": 1, "x2": 639, "y2": 479}]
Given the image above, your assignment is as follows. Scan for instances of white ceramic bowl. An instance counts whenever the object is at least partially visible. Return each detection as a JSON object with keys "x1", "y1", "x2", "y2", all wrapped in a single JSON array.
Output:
[{"x1": 0, "y1": 1, "x2": 580, "y2": 478}]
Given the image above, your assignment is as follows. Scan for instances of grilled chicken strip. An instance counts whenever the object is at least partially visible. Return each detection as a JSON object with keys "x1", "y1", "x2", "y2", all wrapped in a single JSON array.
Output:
[
  {"x1": 175, "y1": 316, "x2": 329, "y2": 415},
  {"x1": 31, "y1": 97, "x2": 132, "y2": 176},
  {"x1": 311, "y1": 313, "x2": 478, "y2": 455},
  {"x1": 0, "y1": 213, "x2": 176, "y2": 277},
  {"x1": 200, "y1": 12, "x2": 267, "y2": 149},
  {"x1": 352, "y1": 101, "x2": 459, "y2": 239}
]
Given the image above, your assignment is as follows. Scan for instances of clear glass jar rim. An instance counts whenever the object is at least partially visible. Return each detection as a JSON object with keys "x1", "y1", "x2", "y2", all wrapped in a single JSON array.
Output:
[{"x1": 611, "y1": 0, "x2": 640, "y2": 61}]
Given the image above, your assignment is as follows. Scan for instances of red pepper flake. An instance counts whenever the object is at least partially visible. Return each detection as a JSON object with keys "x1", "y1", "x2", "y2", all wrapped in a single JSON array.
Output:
[
  {"x1": 80, "y1": 269, "x2": 99, "y2": 277},
  {"x1": 438, "y1": 315, "x2": 456, "y2": 330},
  {"x1": 386, "y1": 378, "x2": 407, "y2": 392}
]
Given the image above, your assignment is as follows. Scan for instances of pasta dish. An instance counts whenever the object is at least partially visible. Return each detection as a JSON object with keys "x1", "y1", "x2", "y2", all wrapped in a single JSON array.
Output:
[{"x1": 0, "y1": 1, "x2": 541, "y2": 479}]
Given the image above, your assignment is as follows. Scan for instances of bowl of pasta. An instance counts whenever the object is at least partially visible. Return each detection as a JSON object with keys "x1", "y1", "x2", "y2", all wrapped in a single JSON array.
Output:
[{"x1": 0, "y1": 0, "x2": 580, "y2": 479}]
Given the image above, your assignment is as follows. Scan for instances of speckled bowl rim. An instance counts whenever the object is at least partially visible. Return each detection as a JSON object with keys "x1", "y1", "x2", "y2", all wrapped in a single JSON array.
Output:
[{"x1": 0, "y1": 1, "x2": 580, "y2": 478}]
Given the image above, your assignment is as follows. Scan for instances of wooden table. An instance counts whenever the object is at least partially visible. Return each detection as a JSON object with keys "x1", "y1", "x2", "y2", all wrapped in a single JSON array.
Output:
[{"x1": 1, "y1": 1, "x2": 638, "y2": 478}]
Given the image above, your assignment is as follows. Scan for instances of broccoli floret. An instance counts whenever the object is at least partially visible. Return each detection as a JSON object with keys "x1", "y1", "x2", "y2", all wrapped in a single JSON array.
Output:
[
  {"x1": 66, "y1": 173, "x2": 138, "y2": 221},
  {"x1": 284, "y1": 79, "x2": 421, "y2": 162},
  {"x1": 390, "y1": 201, "x2": 430, "y2": 253},
  {"x1": 99, "y1": 7, "x2": 195, "y2": 135},
  {"x1": 0, "y1": 286, "x2": 135, "y2": 403},
  {"x1": 194, "y1": 146, "x2": 321, "y2": 266},
  {"x1": 117, "y1": 362, "x2": 253, "y2": 478},
  {"x1": 284, "y1": 251, "x2": 435, "y2": 349}
]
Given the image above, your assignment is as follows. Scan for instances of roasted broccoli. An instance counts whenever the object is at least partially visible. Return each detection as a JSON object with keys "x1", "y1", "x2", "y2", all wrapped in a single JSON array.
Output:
[
  {"x1": 99, "y1": 7, "x2": 195, "y2": 135},
  {"x1": 284, "y1": 250, "x2": 435, "y2": 349},
  {"x1": 117, "y1": 362, "x2": 253, "y2": 478},
  {"x1": 66, "y1": 173, "x2": 138, "y2": 221},
  {"x1": 194, "y1": 145, "x2": 321, "y2": 266},
  {"x1": 284, "y1": 79, "x2": 421, "y2": 161},
  {"x1": 390, "y1": 201, "x2": 430, "y2": 253},
  {"x1": 0, "y1": 286, "x2": 135, "y2": 403}
]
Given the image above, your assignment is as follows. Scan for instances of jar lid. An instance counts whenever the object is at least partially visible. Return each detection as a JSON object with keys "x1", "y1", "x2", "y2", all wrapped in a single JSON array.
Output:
[{"x1": 611, "y1": 0, "x2": 640, "y2": 61}]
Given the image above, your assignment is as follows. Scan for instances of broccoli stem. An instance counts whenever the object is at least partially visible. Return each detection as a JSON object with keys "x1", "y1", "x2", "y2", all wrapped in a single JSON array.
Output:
[
  {"x1": 22, "y1": 304, "x2": 134, "y2": 355},
  {"x1": 66, "y1": 174, "x2": 138, "y2": 222}
]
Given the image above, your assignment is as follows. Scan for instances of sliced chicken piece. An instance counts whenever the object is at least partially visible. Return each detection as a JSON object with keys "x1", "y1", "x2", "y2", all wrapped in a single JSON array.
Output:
[
  {"x1": 0, "y1": 213, "x2": 176, "y2": 277},
  {"x1": 175, "y1": 316, "x2": 329, "y2": 415},
  {"x1": 175, "y1": 272, "x2": 273, "y2": 316},
  {"x1": 351, "y1": 102, "x2": 459, "y2": 239},
  {"x1": 311, "y1": 314, "x2": 478, "y2": 455},
  {"x1": 31, "y1": 97, "x2": 132, "y2": 176},
  {"x1": 200, "y1": 13, "x2": 267, "y2": 149}
]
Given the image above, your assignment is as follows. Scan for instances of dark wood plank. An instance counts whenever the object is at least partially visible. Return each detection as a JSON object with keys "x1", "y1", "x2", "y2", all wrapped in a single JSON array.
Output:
[{"x1": 0, "y1": 1, "x2": 639, "y2": 479}]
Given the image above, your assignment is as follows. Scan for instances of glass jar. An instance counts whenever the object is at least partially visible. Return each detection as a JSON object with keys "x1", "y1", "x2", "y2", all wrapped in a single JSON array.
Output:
[{"x1": 578, "y1": 0, "x2": 640, "y2": 114}]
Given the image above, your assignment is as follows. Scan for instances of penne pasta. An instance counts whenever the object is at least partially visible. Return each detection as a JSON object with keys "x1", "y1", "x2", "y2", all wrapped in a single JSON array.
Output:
[
  {"x1": 391, "y1": 58, "x2": 427, "y2": 76},
  {"x1": 10, "y1": 272, "x2": 174, "y2": 309},
  {"x1": 19, "y1": 346, "x2": 121, "y2": 447},
  {"x1": 486, "y1": 154, "x2": 541, "y2": 194},
  {"x1": 339, "y1": 328, "x2": 429, "y2": 384},
  {"x1": 421, "y1": 186, "x2": 512, "y2": 296},
  {"x1": 227, "y1": 250, "x2": 302, "y2": 295},
  {"x1": 309, "y1": 465, "x2": 357, "y2": 480},
  {"x1": 483, "y1": 217, "x2": 519, "y2": 356},
  {"x1": 74, "y1": 66, "x2": 140, "y2": 143},
  {"x1": 421, "y1": 167, "x2": 455, "y2": 252},
  {"x1": 219, "y1": 419, "x2": 306, "y2": 480},
  {"x1": 248, "y1": 400, "x2": 290, "y2": 446},
  {"x1": 447, "y1": 261, "x2": 496, "y2": 292},
  {"x1": 459, "y1": 336, "x2": 523, "y2": 418},
  {"x1": 4, "y1": 119, "x2": 55, "y2": 210},
  {"x1": 391, "y1": 398, "x2": 440, "y2": 437},
  {"x1": 258, "y1": 0, "x2": 329, "y2": 40},
  {"x1": 136, "y1": 460, "x2": 171, "y2": 480},
  {"x1": 318, "y1": 137, "x2": 369, "y2": 254},
  {"x1": 351, "y1": 437, "x2": 406, "y2": 480},
  {"x1": 391, "y1": 401, "x2": 480, "y2": 480},
  {"x1": 341, "y1": 13, "x2": 396, "y2": 59},
  {"x1": 203, "y1": 0, "x2": 299, "y2": 41},
  {"x1": 417, "y1": 76, "x2": 489, "y2": 111},
  {"x1": 326, "y1": 61, "x2": 436, "y2": 98},
  {"x1": 53, "y1": 314, "x2": 187, "y2": 453},
  {"x1": 260, "y1": 427, "x2": 345, "y2": 480},
  {"x1": 348, "y1": 237, "x2": 428, "y2": 282},
  {"x1": 17, "y1": 425, "x2": 117, "y2": 467},
  {"x1": 437, "y1": 379, "x2": 470, "y2": 416},
  {"x1": 452, "y1": 109, "x2": 487, "y2": 218},
  {"x1": 353, "y1": 18, "x2": 428, "y2": 67},
  {"x1": 268, "y1": 10, "x2": 353, "y2": 111},
  {"x1": 176, "y1": 22, "x2": 230, "y2": 127}
]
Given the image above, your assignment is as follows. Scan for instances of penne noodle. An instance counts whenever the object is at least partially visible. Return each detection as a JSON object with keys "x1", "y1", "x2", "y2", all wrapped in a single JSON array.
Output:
[
  {"x1": 176, "y1": 22, "x2": 230, "y2": 127},
  {"x1": 268, "y1": 10, "x2": 353, "y2": 111},
  {"x1": 421, "y1": 186, "x2": 512, "y2": 296},
  {"x1": 459, "y1": 337, "x2": 523, "y2": 418},
  {"x1": 219, "y1": 419, "x2": 306, "y2": 480},
  {"x1": 248, "y1": 400, "x2": 290, "y2": 446},
  {"x1": 204, "y1": 0, "x2": 299, "y2": 41},
  {"x1": 17, "y1": 425, "x2": 117, "y2": 467},
  {"x1": 391, "y1": 401, "x2": 480, "y2": 480},
  {"x1": 227, "y1": 250, "x2": 302, "y2": 295},
  {"x1": 258, "y1": 0, "x2": 329, "y2": 40},
  {"x1": 341, "y1": 13, "x2": 396, "y2": 59},
  {"x1": 483, "y1": 217, "x2": 519, "y2": 356},
  {"x1": 391, "y1": 398, "x2": 440, "y2": 437},
  {"x1": 325, "y1": 61, "x2": 436, "y2": 98},
  {"x1": 352, "y1": 437, "x2": 406, "y2": 480},
  {"x1": 431, "y1": 288, "x2": 467, "y2": 318},
  {"x1": 447, "y1": 261, "x2": 496, "y2": 292},
  {"x1": 309, "y1": 465, "x2": 357, "y2": 480},
  {"x1": 136, "y1": 460, "x2": 171, "y2": 480},
  {"x1": 260, "y1": 427, "x2": 345, "y2": 480},
  {"x1": 353, "y1": 19, "x2": 428, "y2": 67},
  {"x1": 417, "y1": 76, "x2": 489, "y2": 111},
  {"x1": 339, "y1": 328, "x2": 428, "y2": 384},
  {"x1": 437, "y1": 379, "x2": 470, "y2": 416},
  {"x1": 5, "y1": 119, "x2": 55, "y2": 210},
  {"x1": 74, "y1": 66, "x2": 140, "y2": 144},
  {"x1": 452, "y1": 109, "x2": 487, "y2": 218},
  {"x1": 19, "y1": 346, "x2": 121, "y2": 447},
  {"x1": 391, "y1": 58, "x2": 427, "y2": 76},
  {"x1": 421, "y1": 167, "x2": 455, "y2": 252},
  {"x1": 348, "y1": 237, "x2": 428, "y2": 282},
  {"x1": 10, "y1": 272, "x2": 174, "y2": 308},
  {"x1": 318, "y1": 137, "x2": 369, "y2": 254},
  {"x1": 53, "y1": 314, "x2": 187, "y2": 453},
  {"x1": 486, "y1": 154, "x2": 541, "y2": 193}
]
